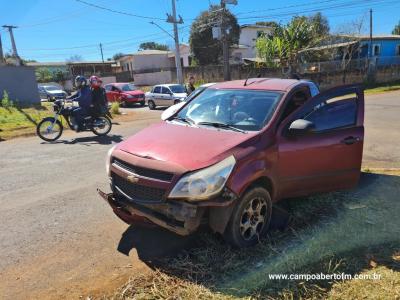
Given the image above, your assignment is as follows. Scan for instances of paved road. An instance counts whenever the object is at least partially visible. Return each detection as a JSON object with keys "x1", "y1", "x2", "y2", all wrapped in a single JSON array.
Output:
[{"x1": 0, "y1": 92, "x2": 399, "y2": 299}]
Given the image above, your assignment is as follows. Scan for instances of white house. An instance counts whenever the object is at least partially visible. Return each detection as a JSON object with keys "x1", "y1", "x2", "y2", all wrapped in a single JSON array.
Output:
[{"x1": 231, "y1": 24, "x2": 273, "y2": 63}]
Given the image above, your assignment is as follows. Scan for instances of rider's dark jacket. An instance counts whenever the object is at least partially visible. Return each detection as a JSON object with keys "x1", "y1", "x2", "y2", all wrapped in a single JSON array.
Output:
[
  {"x1": 69, "y1": 86, "x2": 92, "y2": 110},
  {"x1": 91, "y1": 87, "x2": 108, "y2": 114}
]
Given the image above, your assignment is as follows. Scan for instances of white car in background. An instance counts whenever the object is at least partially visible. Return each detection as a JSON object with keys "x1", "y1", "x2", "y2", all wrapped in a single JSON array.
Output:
[
  {"x1": 161, "y1": 83, "x2": 216, "y2": 120},
  {"x1": 145, "y1": 84, "x2": 187, "y2": 110}
]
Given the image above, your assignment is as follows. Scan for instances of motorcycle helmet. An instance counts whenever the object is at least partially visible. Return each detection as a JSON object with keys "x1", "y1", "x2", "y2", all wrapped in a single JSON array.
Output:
[
  {"x1": 75, "y1": 75, "x2": 87, "y2": 88},
  {"x1": 89, "y1": 75, "x2": 102, "y2": 88}
]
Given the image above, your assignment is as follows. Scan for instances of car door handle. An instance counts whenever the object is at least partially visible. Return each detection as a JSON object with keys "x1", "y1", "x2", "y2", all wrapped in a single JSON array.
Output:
[{"x1": 341, "y1": 136, "x2": 360, "y2": 145}]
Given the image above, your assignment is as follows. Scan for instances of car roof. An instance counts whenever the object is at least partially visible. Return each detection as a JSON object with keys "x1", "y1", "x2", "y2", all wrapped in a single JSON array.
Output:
[
  {"x1": 154, "y1": 84, "x2": 183, "y2": 87},
  {"x1": 111, "y1": 82, "x2": 133, "y2": 86},
  {"x1": 211, "y1": 78, "x2": 304, "y2": 92}
]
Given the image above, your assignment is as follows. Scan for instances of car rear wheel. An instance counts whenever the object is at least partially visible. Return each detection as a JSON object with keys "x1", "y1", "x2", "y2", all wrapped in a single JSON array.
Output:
[
  {"x1": 223, "y1": 187, "x2": 272, "y2": 248},
  {"x1": 148, "y1": 100, "x2": 156, "y2": 110}
]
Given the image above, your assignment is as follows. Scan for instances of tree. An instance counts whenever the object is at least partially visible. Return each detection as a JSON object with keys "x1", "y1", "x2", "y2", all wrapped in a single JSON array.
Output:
[
  {"x1": 66, "y1": 54, "x2": 83, "y2": 62},
  {"x1": 112, "y1": 52, "x2": 127, "y2": 61},
  {"x1": 190, "y1": 5, "x2": 240, "y2": 65},
  {"x1": 35, "y1": 68, "x2": 53, "y2": 83},
  {"x1": 138, "y1": 42, "x2": 169, "y2": 51},
  {"x1": 392, "y1": 21, "x2": 400, "y2": 35},
  {"x1": 255, "y1": 14, "x2": 330, "y2": 73}
]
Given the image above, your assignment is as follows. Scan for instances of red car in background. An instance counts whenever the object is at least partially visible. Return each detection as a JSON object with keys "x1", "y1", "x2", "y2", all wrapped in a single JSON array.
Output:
[{"x1": 104, "y1": 83, "x2": 145, "y2": 107}]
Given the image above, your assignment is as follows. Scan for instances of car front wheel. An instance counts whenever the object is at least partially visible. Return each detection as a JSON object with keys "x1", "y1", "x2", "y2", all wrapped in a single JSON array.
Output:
[{"x1": 223, "y1": 187, "x2": 272, "y2": 248}]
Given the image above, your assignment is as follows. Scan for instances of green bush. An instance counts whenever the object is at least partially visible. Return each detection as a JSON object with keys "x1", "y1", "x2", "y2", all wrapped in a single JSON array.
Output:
[
  {"x1": 1, "y1": 91, "x2": 14, "y2": 108},
  {"x1": 110, "y1": 102, "x2": 120, "y2": 115}
]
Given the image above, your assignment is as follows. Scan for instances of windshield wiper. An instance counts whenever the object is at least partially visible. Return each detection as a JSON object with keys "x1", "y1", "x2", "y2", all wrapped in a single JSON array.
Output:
[
  {"x1": 197, "y1": 121, "x2": 247, "y2": 133},
  {"x1": 171, "y1": 116, "x2": 196, "y2": 126}
]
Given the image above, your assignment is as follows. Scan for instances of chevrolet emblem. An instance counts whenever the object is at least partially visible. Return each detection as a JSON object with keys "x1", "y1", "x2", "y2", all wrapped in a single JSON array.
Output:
[{"x1": 127, "y1": 175, "x2": 139, "y2": 183}]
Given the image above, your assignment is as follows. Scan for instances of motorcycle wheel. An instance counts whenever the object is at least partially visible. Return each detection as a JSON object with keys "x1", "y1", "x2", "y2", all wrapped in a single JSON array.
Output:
[
  {"x1": 91, "y1": 116, "x2": 112, "y2": 136},
  {"x1": 36, "y1": 117, "x2": 63, "y2": 142}
]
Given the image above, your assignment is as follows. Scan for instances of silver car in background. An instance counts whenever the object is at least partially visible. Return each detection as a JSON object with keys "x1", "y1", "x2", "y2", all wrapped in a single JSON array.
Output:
[
  {"x1": 145, "y1": 84, "x2": 187, "y2": 110},
  {"x1": 38, "y1": 85, "x2": 68, "y2": 101}
]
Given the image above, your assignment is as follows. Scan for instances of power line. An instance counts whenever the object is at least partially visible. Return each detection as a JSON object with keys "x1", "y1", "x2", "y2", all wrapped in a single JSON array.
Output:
[{"x1": 75, "y1": 0, "x2": 166, "y2": 21}]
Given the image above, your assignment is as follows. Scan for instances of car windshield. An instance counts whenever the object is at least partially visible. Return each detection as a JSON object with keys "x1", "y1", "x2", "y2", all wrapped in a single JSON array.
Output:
[
  {"x1": 44, "y1": 86, "x2": 59, "y2": 91},
  {"x1": 169, "y1": 84, "x2": 186, "y2": 93},
  {"x1": 121, "y1": 84, "x2": 137, "y2": 91},
  {"x1": 177, "y1": 89, "x2": 283, "y2": 131}
]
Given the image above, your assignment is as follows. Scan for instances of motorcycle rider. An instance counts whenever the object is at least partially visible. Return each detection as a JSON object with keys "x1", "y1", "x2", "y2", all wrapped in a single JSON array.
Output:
[
  {"x1": 69, "y1": 75, "x2": 93, "y2": 132},
  {"x1": 89, "y1": 75, "x2": 108, "y2": 116}
]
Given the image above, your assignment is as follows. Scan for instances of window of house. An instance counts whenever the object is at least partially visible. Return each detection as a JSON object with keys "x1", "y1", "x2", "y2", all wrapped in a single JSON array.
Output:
[
  {"x1": 302, "y1": 93, "x2": 358, "y2": 132},
  {"x1": 373, "y1": 44, "x2": 381, "y2": 56}
]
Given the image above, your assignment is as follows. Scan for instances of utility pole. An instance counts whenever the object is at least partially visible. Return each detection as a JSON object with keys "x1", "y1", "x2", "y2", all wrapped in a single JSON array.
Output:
[
  {"x1": 0, "y1": 32, "x2": 4, "y2": 65},
  {"x1": 2, "y1": 25, "x2": 21, "y2": 66},
  {"x1": 220, "y1": 0, "x2": 237, "y2": 81},
  {"x1": 99, "y1": 43, "x2": 104, "y2": 63},
  {"x1": 369, "y1": 9, "x2": 373, "y2": 58},
  {"x1": 167, "y1": 0, "x2": 184, "y2": 84}
]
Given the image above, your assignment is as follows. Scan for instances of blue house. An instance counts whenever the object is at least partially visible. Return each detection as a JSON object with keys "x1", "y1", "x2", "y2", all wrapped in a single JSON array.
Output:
[{"x1": 358, "y1": 35, "x2": 400, "y2": 66}]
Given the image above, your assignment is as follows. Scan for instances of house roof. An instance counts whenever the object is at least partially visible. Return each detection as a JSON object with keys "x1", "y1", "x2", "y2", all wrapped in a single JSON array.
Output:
[
  {"x1": 357, "y1": 34, "x2": 400, "y2": 40},
  {"x1": 27, "y1": 62, "x2": 67, "y2": 67},
  {"x1": 134, "y1": 49, "x2": 172, "y2": 55},
  {"x1": 241, "y1": 24, "x2": 273, "y2": 30},
  {"x1": 299, "y1": 41, "x2": 358, "y2": 53}
]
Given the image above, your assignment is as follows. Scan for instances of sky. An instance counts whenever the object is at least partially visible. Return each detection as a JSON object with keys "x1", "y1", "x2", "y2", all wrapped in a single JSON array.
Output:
[{"x1": 1, "y1": 0, "x2": 399, "y2": 62}]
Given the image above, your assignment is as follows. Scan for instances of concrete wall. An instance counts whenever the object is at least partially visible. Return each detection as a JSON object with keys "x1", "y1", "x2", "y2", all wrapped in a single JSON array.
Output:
[
  {"x1": 0, "y1": 66, "x2": 40, "y2": 104},
  {"x1": 132, "y1": 54, "x2": 173, "y2": 71},
  {"x1": 134, "y1": 71, "x2": 173, "y2": 86},
  {"x1": 239, "y1": 27, "x2": 272, "y2": 58}
]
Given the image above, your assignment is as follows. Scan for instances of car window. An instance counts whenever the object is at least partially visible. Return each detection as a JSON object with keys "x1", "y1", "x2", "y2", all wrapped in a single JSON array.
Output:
[
  {"x1": 121, "y1": 84, "x2": 137, "y2": 91},
  {"x1": 302, "y1": 93, "x2": 358, "y2": 132},
  {"x1": 169, "y1": 84, "x2": 186, "y2": 93},
  {"x1": 161, "y1": 87, "x2": 171, "y2": 94},
  {"x1": 153, "y1": 86, "x2": 161, "y2": 93},
  {"x1": 281, "y1": 89, "x2": 310, "y2": 122},
  {"x1": 104, "y1": 85, "x2": 112, "y2": 92},
  {"x1": 111, "y1": 86, "x2": 119, "y2": 92},
  {"x1": 177, "y1": 89, "x2": 283, "y2": 131}
]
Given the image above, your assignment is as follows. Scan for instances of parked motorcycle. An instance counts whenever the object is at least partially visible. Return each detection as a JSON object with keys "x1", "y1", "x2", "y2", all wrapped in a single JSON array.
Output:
[{"x1": 36, "y1": 99, "x2": 112, "y2": 142}]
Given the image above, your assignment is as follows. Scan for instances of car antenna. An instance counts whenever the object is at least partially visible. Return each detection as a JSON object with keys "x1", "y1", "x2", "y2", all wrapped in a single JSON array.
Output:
[{"x1": 244, "y1": 68, "x2": 252, "y2": 86}]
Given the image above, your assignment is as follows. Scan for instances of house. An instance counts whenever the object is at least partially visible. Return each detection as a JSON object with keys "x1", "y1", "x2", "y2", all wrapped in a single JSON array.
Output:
[
  {"x1": 357, "y1": 35, "x2": 400, "y2": 66},
  {"x1": 27, "y1": 60, "x2": 116, "y2": 77},
  {"x1": 231, "y1": 24, "x2": 274, "y2": 63},
  {"x1": 116, "y1": 44, "x2": 192, "y2": 85}
]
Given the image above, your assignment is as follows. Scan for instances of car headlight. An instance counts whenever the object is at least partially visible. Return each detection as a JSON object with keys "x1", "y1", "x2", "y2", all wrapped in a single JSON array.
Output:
[
  {"x1": 106, "y1": 145, "x2": 117, "y2": 176},
  {"x1": 168, "y1": 155, "x2": 236, "y2": 201}
]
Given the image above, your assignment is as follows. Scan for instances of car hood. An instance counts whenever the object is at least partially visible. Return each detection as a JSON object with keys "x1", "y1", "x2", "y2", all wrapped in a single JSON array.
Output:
[
  {"x1": 117, "y1": 122, "x2": 257, "y2": 171},
  {"x1": 172, "y1": 92, "x2": 187, "y2": 98},
  {"x1": 47, "y1": 90, "x2": 65, "y2": 94}
]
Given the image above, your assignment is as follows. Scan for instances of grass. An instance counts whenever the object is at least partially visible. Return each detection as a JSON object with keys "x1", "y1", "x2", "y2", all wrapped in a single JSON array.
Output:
[
  {"x1": 103, "y1": 169, "x2": 400, "y2": 300},
  {"x1": 0, "y1": 103, "x2": 53, "y2": 140},
  {"x1": 364, "y1": 81, "x2": 400, "y2": 95}
]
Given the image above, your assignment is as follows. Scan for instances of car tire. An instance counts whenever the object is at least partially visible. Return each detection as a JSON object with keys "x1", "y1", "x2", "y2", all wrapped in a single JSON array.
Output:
[
  {"x1": 223, "y1": 186, "x2": 272, "y2": 248},
  {"x1": 47, "y1": 95, "x2": 53, "y2": 102},
  {"x1": 174, "y1": 99, "x2": 180, "y2": 105},
  {"x1": 148, "y1": 100, "x2": 156, "y2": 110}
]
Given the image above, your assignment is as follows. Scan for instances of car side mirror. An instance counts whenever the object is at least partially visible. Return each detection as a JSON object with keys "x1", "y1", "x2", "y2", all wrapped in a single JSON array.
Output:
[{"x1": 288, "y1": 119, "x2": 315, "y2": 135}]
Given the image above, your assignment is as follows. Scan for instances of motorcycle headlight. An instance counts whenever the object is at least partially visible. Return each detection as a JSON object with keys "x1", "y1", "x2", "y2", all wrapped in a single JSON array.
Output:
[
  {"x1": 106, "y1": 145, "x2": 117, "y2": 177},
  {"x1": 169, "y1": 155, "x2": 236, "y2": 201}
]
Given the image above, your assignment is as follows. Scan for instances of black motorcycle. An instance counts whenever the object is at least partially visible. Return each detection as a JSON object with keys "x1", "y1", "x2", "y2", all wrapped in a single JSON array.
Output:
[{"x1": 37, "y1": 99, "x2": 112, "y2": 142}]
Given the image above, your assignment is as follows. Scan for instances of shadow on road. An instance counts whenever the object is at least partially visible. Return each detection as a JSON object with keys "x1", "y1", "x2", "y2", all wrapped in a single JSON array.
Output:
[{"x1": 41, "y1": 134, "x2": 124, "y2": 145}]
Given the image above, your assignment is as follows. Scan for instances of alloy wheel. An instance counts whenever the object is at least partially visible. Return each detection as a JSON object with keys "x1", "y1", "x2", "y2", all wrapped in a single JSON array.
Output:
[{"x1": 239, "y1": 197, "x2": 268, "y2": 241}]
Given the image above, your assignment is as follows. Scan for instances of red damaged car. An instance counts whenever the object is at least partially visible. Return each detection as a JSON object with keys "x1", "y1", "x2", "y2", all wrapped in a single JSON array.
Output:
[
  {"x1": 104, "y1": 83, "x2": 145, "y2": 107},
  {"x1": 99, "y1": 78, "x2": 364, "y2": 247}
]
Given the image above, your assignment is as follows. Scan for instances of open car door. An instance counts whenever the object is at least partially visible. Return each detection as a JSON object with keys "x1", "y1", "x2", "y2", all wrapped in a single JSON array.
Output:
[{"x1": 277, "y1": 84, "x2": 364, "y2": 198}]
